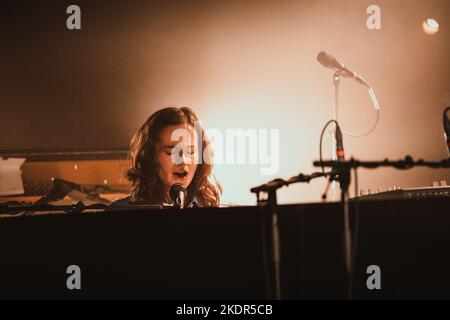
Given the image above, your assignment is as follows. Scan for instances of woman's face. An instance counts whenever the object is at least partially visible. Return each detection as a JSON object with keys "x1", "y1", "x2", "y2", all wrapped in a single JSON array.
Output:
[{"x1": 155, "y1": 124, "x2": 199, "y2": 194}]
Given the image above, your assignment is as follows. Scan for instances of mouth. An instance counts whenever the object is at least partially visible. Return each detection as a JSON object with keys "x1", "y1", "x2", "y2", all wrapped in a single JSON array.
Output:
[{"x1": 173, "y1": 170, "x2": 188, "y2": 179}]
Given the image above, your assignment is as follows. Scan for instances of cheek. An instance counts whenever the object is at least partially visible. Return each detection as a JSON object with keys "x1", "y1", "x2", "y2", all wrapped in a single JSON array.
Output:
[
  {"x1": 188, "y1": 164, "x2": 198, "y2": 178},
  {"x1": 157, "y1": 154, "x2": 173, "y2": 176}
]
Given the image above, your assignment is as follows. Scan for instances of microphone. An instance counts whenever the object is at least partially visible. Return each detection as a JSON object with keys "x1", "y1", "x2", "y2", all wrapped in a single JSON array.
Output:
[
  {"x1": 335, "y1": 124, "x2": 345, "y2": 161},
  {"x1": 169, "y1": 183, "x2": 187, "y2": 209},
  {"x1": 317, "y1": 51, "x2": 369, "y2": 87},
  {"x1": 444, "y1": 106, "x2": 450, "y2": 157}
]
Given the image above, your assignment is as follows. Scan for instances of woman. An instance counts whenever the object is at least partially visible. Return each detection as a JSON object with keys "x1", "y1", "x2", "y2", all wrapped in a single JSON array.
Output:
[{"x1": 113, "y1": 107, "x2": 221, "y2": 207}]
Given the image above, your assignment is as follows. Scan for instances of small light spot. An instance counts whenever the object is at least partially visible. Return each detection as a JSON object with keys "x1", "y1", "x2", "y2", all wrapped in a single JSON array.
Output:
[{"x1": 422, "y1": 18, "x2": 439, "y2": 35}]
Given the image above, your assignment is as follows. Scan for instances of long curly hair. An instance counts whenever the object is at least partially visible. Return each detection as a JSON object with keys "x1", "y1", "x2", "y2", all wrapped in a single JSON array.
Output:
[{"x1": 126, "y1": 107, "x2": 221, "y2": 207}]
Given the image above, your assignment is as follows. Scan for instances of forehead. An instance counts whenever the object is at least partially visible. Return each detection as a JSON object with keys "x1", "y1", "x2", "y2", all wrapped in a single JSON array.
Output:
[{"x1": 158, "y1": 124, "x2": 198, "y2": 145}]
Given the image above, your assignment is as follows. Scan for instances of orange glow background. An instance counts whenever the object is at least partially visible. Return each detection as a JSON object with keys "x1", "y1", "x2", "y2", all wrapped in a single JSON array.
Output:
[{"x1": 1, "y1": 0, "x2": 449, "y2": 204}]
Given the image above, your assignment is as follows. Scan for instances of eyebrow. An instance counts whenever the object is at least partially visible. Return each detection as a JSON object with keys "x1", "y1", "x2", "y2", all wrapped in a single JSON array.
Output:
[{"x1": 162, "y1": 144, "x2": 196, "y2": 149}]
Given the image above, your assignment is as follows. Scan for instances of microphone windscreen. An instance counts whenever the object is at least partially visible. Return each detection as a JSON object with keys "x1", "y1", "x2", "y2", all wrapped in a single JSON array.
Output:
[
  {"x1": 317, "y1": 51, "x2": 334, "y2": 68},
  {"x1": 169, "y1": 183, "x2": 186, "y2": 206}
]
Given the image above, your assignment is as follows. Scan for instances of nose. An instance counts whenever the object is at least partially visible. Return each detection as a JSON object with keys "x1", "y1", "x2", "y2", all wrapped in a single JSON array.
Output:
[
  {"x1": 175, "y1": 148, "x2": 188, "y2": 165},
  {"x1": 180, "y1": 150, "x2": 188, "y2": 164}
]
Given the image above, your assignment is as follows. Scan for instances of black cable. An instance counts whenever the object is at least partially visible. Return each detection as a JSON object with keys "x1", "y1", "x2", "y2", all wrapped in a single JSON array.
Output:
[{"x1": 319, "y1": 120, "x2": 340, "y2": 175}]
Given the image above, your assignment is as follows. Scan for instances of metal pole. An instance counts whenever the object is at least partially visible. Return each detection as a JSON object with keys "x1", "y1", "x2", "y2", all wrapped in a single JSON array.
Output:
[
  {"x1": 268, "y1": 189, "x2": 282, "y2": 300},
  {"x1": 330, "y1": 73, "x2": 341, "y2": 201}
]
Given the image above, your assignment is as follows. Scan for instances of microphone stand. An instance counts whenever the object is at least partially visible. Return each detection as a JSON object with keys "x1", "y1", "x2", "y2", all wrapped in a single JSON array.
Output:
[
  {"x1": 314, "y1": 156, "x2": 450, "y2": 300},
  {"x1": 251, "y1": 183, "x2": 282, "y2": 300},
  {"x1": 250, "y1": 171, "x2": 330, "y2": 300},
  {"x1": 317, "y1": 161, "x2": 353, "y2": 299},
  {"x1": 328, "y1": 71, "x2": 380, "y2": 198},
  {"x1": 336, "y1": 162, "x2": 353, "y2": 300},
  {"x1": 330, "y1": 72, "x2": 341, "y2": 201}
]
